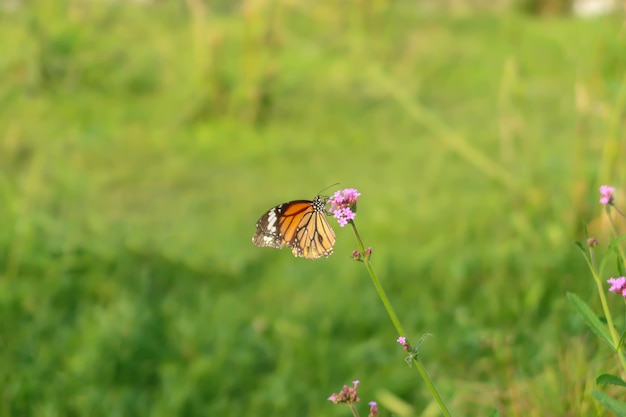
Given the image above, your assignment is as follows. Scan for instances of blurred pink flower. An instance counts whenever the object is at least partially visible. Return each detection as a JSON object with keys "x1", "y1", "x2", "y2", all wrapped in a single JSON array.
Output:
[
  {"x1": 368, "y1": 401, "x2": 380, "y2": 417},
  {"x1": 608, "y1": 277, "x2": 626, "y2": 297},
  {"x1": 600, "y1": 185, "x2": 615, "y2": 205}
]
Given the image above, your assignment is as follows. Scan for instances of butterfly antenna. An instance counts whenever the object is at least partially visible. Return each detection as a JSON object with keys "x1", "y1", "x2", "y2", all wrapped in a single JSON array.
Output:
[{"x1": 317, "y1": 183, "x2": 340, "y2": 196}]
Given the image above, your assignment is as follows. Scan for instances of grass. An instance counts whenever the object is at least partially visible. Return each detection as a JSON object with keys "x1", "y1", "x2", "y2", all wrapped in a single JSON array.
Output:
[{"x1": 1, "y1": 1, "x2": 625, "y2": 416}]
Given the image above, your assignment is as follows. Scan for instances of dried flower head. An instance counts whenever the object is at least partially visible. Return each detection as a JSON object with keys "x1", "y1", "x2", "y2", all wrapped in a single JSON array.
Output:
[{"x1": 328, "y1": 380, "x2": 361, "y2": 405}]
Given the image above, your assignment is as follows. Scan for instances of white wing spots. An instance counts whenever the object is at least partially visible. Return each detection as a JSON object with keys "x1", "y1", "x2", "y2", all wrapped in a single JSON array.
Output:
[
  {"x1": 266, "y1": 207, "x2": 278, "y2": 234},
  {"x1": 312, "y1": 196, "x2": 327, "y2": 213},
  {"x1": 252, "y1": 205, "x2": 284, "y2": 249}
]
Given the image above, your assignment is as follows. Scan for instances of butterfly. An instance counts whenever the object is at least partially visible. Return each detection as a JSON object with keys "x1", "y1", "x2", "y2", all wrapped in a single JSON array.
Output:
[{"x1": 252, "y1": 195, "x2": 336, "y2": 259}]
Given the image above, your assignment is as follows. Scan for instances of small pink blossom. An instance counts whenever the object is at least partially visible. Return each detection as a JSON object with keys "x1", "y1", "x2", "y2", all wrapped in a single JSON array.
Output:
[
  {"x1": 396, "y1": 336, "x2": 410, "y2": 352},
  {"x1": 608, "y1": 277, "x2": 626, "y2": 297},
  {"x1": 368, "y1": 401, "x2": 380, "y2": 417},
  {"x1": 600, "y1": 185, "x2": 615, "y2": 205},
  {"x1": 333, "y1": 207, "x2": 356, "y2": 227}
]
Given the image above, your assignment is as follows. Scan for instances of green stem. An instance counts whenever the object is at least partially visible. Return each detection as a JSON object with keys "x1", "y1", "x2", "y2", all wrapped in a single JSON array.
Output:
[
  {"x1": 592, "y1": 264, "x2": 626, "y2": 372},
  {"x1": 350, "y1": 221, "x2": 404, "y2": 335},
  {"x1": 349, "y1": 220, "x2": 452, "y2": 417},
  {"x1": 607, "y1": 205, "x2": 626, "y2": 261}
]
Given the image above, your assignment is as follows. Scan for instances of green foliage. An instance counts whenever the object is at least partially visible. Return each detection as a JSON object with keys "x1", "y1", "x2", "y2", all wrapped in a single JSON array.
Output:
[
  {"x1": 1, "y1": 0, "x2": 625, "y2": 416},
  {"x1": 567, "y1": 292, "x2": 613, "y2": 350},
  {"x1": 597, "y1": 374, "x2": 626, "y2": 387},
  {"x1": 591, "y1": 390, "x2": 626, "y2": 417}
]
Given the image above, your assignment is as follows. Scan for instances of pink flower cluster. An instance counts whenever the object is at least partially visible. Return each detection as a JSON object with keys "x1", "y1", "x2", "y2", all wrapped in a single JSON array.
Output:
[
  {"x1": 608, "y1": 277, "x2": 626, "y2": 297},
  {"x1": 328, "y1": 188, "x2": 360, "y2": 227}
]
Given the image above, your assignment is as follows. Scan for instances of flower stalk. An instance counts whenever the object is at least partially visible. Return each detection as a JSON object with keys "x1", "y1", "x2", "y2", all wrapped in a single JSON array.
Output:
[{"x1": 328, "y1": 188, "x2": 452, "y2": 417}]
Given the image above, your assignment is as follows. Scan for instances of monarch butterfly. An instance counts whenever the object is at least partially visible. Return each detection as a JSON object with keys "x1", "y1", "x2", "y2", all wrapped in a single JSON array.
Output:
[{"x1": 252, "y1": 195, "x2": 336, "y2": 259}]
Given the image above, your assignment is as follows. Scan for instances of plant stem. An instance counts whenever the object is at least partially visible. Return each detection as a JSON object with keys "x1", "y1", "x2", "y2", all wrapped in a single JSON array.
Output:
[
  {"x1": 349, "y1": 220, "x2": 452, "y2": 417},
  {"x1": 589, "y1": 259, "x2": 626, "y2": 372},
  {"x1": 607, "y1": 205, "x2": 626, "y2": 261}
]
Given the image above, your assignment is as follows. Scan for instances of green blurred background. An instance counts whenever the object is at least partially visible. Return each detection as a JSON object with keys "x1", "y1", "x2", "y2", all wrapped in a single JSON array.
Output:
[{"x1": 1, "y1": 0, "x2": 625, "y2": 416}]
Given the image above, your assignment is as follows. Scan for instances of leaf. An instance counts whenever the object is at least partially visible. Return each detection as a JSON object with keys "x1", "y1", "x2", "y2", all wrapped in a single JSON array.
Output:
[
  {"x1": 597, "y1": 374, "x2": 626, "y2": 387},
  {"x1": 620, "y1": 330, "x2": 626, "y2": 351},
  {"x1": 566, "y1": 292, "x2": 615, "y2": 350},
  {"x1": 591, "y1": 390, "x2": 626, "y2": 417},
  {"x1": 573, "y1": 240, "x2": 592, "y2": 266},
  {"x1": 487, "y1": 409, "x2": 499, "y2": 417},
  {"x1": 574, "y1": 240, "x2": 586, "y2": 254},
  {"x1": 608, "y1": 234, "x2": 626, "y2": 253}
]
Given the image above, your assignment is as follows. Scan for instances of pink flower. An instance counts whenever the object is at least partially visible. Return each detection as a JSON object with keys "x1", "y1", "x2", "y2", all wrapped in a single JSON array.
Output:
[
  {"x1": 396, "y1": 336, "x2": 410, "y2": 351},
  {"x1": 608, "y1": 277, "x2": 626, "y2": 297},
  {"x1": 368, "y1": 401, "x2": 380, "y2": 417},
  {"x1": 329, "y1": 188, "x2": 360, "y2": 227},
  {"x1": 600, "y1": 185, "x2": 615, "y2": 205}
]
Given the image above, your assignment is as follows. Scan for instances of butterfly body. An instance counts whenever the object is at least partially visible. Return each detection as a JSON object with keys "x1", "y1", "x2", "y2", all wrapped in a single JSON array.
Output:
[{"x1": 252, "y1": 196, "x2": 336, "y2": 259}]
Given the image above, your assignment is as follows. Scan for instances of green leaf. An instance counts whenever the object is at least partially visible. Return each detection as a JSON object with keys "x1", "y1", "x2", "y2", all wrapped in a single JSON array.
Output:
[
  {"x1": 574, "y1": 240, "x2": 586, "y2": 253},
  {"x1": 566, "y1": 292, "x2": 615, "y2": 350},
  {"x1": 591, "y1": 390, "x2": 626, "y2": 416},
  {"x1": 620, "y1": 330, "x2": 626, "y2": 351},
  {"x1": 487, "y1": 410, "x2": 499, "y2": 417},
  {"x1": 597, "y1": 374, "x2": 626, "y2": 387},
  {"x1": 608, "y1": 234, "x2": 626, "y2": 253}
]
